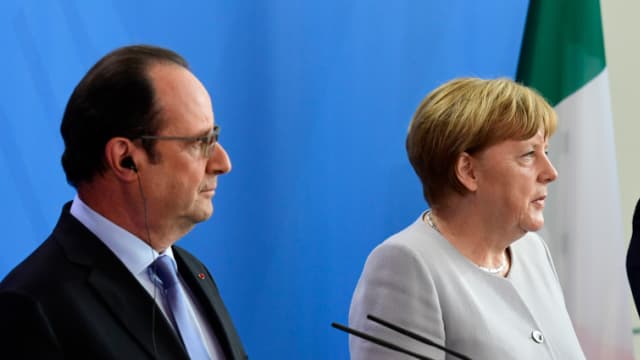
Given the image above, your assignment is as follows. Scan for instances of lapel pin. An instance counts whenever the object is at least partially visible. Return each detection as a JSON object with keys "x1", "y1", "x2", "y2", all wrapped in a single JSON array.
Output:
[{"x1": 198, "y1": 273, "x2": 206, "y2": 280}]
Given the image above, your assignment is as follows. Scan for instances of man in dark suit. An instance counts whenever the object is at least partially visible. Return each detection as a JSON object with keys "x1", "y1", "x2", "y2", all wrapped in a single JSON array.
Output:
[
  {"x1": 0, "y1": 45, "x2": 247, "y2": 359},
  {"x1": 627, "y1": 198, "x2": 640, "y2": 315}
]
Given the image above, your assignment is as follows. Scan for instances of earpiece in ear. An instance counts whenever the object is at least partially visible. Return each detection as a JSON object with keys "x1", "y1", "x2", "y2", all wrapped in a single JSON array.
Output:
[{"x1": 121, "y1": 157, "x2": 137, "y2": 172}]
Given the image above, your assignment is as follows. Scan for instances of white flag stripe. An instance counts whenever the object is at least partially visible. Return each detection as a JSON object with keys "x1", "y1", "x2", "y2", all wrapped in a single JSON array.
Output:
[{"x1": 546, "y1": 68, "x2": 633, "y2": 358}]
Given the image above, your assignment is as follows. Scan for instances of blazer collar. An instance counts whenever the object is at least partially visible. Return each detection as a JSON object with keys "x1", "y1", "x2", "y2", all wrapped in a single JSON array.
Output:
[
  {"x1": 54, "y1": 203, "x2": 190, "y2": 360},
  {"x1": 174, "y1": 247, "x2": 247, "y2": 360}
]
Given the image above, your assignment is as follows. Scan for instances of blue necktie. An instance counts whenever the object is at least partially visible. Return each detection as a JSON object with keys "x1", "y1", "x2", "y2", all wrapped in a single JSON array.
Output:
[{"x1": 151, "y1": 255, "x2": 211, "y2": 359}]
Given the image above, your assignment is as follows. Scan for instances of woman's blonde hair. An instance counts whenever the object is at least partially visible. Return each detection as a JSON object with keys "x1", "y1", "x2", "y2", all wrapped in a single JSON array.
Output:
[{"x1": 406, "y1": 77, "x2": 557, "y2": 206}]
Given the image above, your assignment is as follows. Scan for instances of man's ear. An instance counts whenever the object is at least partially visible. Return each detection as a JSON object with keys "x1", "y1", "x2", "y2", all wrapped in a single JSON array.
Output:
[
  {"x1": 105, "y1": 137, "x2": 139, "y2": 181},
  {"x1": 455, "y1": 152, "x2": 478, "y2": 192}
]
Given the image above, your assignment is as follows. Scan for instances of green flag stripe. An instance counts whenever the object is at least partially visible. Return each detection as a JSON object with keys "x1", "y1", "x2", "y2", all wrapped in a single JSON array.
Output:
[{"x1": 516, "y1": 0, "x2": 606, "y2": 105}]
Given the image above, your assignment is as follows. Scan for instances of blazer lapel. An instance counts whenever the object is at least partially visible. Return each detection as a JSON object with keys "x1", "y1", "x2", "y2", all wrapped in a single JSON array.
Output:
[
  {"x1": 54, "y1": 205, "x2": 189, "y2": 360},
  {"x1": 87, "y1": 257, "x2": 189, "y2": 360},
  {"x1": 174, "y1": 247, "x2": 247, "y2": 360}
]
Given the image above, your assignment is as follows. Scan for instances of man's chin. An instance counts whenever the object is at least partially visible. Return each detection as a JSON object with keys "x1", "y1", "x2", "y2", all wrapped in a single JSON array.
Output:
[
  {"x1": 191, "y1": 203, "x2": 214, "y2": 223},
  {"x1": 201, "y1": 206, "x2": 214, "y2": 221}
]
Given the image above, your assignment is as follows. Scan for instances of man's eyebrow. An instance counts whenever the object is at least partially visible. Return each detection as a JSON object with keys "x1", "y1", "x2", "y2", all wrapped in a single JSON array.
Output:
[{"x1": 195, "y1": 127, "x2": 214, "y2": 137}]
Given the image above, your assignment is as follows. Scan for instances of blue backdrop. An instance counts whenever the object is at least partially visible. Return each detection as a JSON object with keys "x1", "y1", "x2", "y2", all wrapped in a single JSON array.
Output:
[{"x1": 0, "y1": 1, "x2": 529, "y2": 358}]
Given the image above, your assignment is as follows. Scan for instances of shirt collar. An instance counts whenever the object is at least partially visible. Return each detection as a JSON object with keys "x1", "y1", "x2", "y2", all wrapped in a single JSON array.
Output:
[{"x1": 70, "y1": 194, "x2": 177, "y2": 276}]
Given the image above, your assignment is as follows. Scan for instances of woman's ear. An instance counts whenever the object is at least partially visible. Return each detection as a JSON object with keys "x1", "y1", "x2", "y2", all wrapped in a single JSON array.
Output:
[{"x1": 455, "y1": 152, "x2": 478, "y2": 192}]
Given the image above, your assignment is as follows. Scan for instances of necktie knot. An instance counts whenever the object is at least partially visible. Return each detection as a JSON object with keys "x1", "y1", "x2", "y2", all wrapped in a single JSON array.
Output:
[{"x1": 151, "y1": 255, "x2": 179, "y2": 291}]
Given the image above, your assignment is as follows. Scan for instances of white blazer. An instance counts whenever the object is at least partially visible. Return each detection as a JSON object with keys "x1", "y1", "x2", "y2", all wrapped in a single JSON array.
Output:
[{"x1": 349, "y1": 214, "x2": 585, "y2": 360}]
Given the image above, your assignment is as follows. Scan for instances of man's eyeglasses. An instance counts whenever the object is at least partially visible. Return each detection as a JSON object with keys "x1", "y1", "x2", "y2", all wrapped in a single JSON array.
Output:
[{"x1": 139, "y1": 125, "x2": 220, "y2": 158}]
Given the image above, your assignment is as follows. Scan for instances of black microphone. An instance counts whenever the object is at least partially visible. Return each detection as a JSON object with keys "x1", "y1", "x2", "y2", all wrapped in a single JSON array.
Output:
[
  {"x1": 331, "y1": 322, "x2": 435, "y2": 360},
  {"x1": 332, "y1": 314, "x2": 473, "y2": 360},
  {"x1": 367, "y1": 315, "x2": 472, "y2": 360}
]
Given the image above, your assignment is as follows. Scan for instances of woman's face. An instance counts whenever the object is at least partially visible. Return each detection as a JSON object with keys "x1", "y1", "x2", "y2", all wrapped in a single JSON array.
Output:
[{"x1": 470, "y1": 130, "x2": 557, "y2": 238}]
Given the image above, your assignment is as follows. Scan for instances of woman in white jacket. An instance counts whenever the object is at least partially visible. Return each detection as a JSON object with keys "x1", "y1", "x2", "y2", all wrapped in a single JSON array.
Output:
[{"x1": 349, "y1": 77, "x2": 585, "y2": 360}]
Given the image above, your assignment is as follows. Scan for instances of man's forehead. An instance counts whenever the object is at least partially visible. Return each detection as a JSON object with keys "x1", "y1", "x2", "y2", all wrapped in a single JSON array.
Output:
[{"x1": 148, "y1": 64, "x2": 214, "y2": 135}]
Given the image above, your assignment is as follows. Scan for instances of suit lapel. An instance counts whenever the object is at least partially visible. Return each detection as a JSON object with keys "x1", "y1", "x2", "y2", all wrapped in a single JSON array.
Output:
[
  {"x1": 54, "y1": 205, "x2": 190, "y2": 360},
  {"x1": 174, "y1": 247, "x2": 246, "y2": 360},
  {"x1": 87, "y1": 256, "x2": 189, "y2": 360}
]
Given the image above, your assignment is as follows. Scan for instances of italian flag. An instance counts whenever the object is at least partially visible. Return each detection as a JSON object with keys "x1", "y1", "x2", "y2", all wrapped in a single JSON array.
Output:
[{"x1": 516, "y1": 0, "x2": 633, "y2": 358}]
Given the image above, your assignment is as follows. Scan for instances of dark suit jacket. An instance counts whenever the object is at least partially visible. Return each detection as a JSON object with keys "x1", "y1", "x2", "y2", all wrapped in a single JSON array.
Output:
[
  {"x1": 0, "y1": 203, "x2": 247, "y2": 359},
  {"x1": 627, "y1": 198, "x2": 640, "y2": 315}
]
